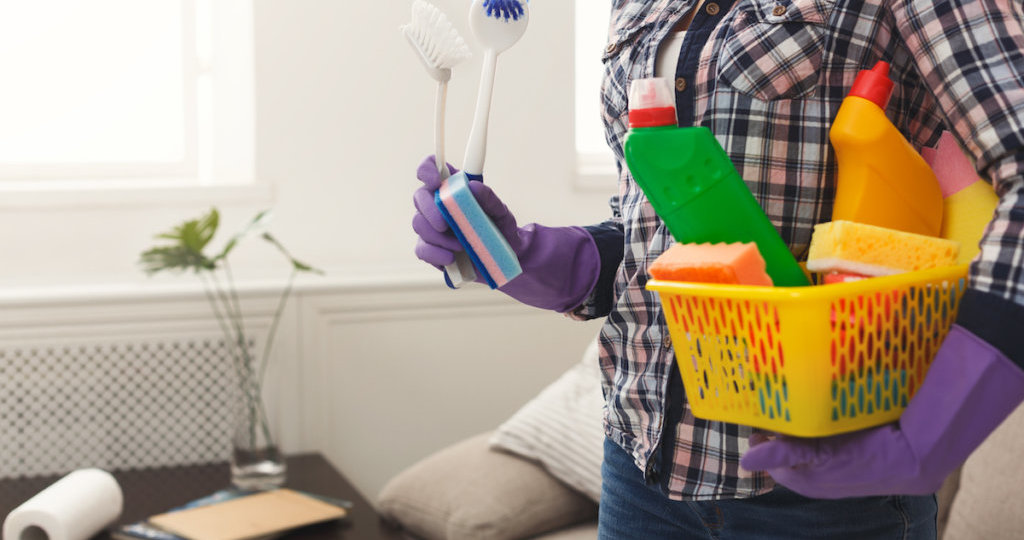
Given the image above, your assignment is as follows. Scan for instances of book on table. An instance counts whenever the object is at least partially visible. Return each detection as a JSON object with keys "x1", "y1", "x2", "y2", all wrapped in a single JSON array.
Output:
[{"x1": 112, "y1": 488, "x2": 349, "y2": 540}]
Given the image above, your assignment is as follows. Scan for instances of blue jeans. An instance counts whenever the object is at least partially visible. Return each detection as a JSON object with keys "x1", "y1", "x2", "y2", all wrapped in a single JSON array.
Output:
[{"x1": 599, "y1": 438, "x2": 937, "y2": 540}]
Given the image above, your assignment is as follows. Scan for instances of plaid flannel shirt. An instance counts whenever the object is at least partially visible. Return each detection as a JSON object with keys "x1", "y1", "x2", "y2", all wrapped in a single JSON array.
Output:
[{"x1": 572, "y1": 0, "x2": 1024, "y2": 501}]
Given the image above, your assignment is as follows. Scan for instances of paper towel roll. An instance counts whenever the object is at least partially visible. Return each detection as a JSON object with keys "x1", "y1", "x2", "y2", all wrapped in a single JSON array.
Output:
[{"x1": 3, "y1": 469, "x2": 123, "y2": 540}]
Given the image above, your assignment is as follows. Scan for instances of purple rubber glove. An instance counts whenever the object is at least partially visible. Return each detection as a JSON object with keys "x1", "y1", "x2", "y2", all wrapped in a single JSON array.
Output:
[
  {"x1": 740, "y1": 324, "x2": 1024, "y2": 498},
  {"x1": 412, "y1": 156, "x2": 601, "y2": 312}
]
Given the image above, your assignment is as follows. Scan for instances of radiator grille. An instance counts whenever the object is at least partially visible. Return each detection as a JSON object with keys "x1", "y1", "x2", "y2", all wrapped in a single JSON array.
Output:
[{"x1": 0, "y1": 339, "x2": 246, "y2": 479}]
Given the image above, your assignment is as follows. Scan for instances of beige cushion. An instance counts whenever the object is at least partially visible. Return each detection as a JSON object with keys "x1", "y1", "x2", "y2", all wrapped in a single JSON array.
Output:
[
  {"x1": 377, "y1": 432, "x2": 598, "y2": 540},
  {"x1": 531, "y1": 523, "x2": 598, "y2": 540},
  {"x1": 942, "y1": 403, "x2": 1024, "y2": 540},
  {"x1": 489, "y1": 338, "x2": 605, "y2": 502}
]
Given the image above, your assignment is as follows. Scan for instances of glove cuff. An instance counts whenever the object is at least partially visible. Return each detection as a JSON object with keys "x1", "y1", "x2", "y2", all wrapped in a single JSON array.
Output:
[
  {"x1": 498, "y1": 224, "x2": 601, "y2": 313},
  {"x1": 901, "y1": 324, "x2": 1024, "y2": 479}
]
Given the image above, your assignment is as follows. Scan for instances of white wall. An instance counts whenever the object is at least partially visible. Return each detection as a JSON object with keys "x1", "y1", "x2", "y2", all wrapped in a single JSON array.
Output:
[
  {"x1": 0, "y1": 1, "x2": 616, "y2": 503},
  {"x1": 0, "y1": 0, "x2": 612, "y2": 286}
]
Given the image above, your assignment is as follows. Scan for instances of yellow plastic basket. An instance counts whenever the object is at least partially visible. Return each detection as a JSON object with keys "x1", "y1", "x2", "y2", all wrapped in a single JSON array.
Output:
[{"x1": 647, "y1": 265, "x2": 969, "y2": 437}]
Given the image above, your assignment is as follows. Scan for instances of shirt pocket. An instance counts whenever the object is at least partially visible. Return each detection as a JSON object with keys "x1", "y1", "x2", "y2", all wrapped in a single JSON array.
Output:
[
  {"x1": 601, "y1": 20, "x2": 655, "y2": 157},
  {"x1": 716, "y1": 0, "x2": 835, "y2": 101}
]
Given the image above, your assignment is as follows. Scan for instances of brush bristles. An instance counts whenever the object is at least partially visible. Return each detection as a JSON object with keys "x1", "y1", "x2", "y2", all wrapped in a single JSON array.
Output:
[
  {"x1": 482, "y1": 0, "x2": 527, "y2": 21},
  {"x1": 403, "y1": 0, "x2": 471, "y2": 69}
]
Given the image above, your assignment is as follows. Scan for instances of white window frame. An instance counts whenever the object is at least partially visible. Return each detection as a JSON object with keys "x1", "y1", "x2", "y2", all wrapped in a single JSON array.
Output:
[
  {"x1": 0, "y1": 0, "x2": 264, "y2": 208},
  {"x1": 574, "y1": 0, "x2": 616, "y2": 191}
]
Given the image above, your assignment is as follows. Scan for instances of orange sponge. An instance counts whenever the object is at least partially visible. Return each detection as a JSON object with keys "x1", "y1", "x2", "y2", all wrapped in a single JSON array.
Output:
[{"x1": 649, "y1": 242, "x2": 773, "y2": 286}]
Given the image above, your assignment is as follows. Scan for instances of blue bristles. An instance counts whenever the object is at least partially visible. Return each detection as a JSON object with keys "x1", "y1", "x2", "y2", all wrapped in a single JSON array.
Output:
[{"x1": 482, "y1": 0, "x2": 527, "y2": 21}]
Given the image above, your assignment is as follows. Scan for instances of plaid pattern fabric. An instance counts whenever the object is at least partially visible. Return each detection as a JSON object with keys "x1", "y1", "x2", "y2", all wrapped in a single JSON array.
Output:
[{"x1": 575, "y1": 0, "x2": 1024, "y2": 501}]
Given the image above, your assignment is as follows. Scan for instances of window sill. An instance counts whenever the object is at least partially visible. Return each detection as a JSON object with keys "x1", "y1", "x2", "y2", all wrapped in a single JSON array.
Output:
[
  {"x1": 0, "y1": 177, "x2": 273, "y2": 209},
  {"x1": 0, "y1": 263, "x2": 449, "y2": 306},
  {"x1": 574, "y1": 151, "x2": 617, "y2": 192}
]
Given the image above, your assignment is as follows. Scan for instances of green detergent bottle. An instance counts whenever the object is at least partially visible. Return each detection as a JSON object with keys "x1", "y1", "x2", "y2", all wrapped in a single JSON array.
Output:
[{"x1": 623, "y1": 78, "x2": 809, "y2": 286}]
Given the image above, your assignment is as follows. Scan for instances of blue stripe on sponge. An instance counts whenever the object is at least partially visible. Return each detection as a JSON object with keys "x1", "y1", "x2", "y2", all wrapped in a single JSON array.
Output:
[
  {"x1": 434, "y1": 192, "x2": 498, "y2": 289},
  {"x1": 435, "y1": 172, "x2": 522, "y2": 288}
]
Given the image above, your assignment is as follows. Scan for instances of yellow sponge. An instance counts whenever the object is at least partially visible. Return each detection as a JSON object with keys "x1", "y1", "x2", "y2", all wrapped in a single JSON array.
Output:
[{"x1": 807, "y1": 220, "x2": 959, "y2": 277}]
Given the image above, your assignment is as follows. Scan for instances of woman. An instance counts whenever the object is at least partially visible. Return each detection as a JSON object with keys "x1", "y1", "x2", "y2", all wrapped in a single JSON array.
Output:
[{"x1": 411, "y1": 1, "x2": 1024, "y2": 537}]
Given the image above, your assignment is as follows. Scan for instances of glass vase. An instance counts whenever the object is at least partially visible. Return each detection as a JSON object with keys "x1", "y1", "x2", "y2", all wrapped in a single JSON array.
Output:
[{"x1": 230, "y1": 367, "x2": 286, "y2": 490}]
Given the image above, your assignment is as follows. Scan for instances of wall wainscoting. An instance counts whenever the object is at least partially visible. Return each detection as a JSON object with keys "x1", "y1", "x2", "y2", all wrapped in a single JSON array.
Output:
[{"x1": 0, "y1": 276, "x2": 602, "y2": 500}]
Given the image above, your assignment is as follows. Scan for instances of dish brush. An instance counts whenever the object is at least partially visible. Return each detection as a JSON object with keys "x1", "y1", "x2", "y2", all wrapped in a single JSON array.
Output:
[
  {"x1": 463, "y1": 0, "x2": 529, "y2": 175},
  {"x1": 401, "y1": 0, "x2": 476, "y2": 287}
]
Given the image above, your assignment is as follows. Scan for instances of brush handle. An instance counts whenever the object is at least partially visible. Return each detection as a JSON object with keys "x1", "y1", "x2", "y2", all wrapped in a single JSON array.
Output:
[
  {"x1": 435, "y1": 81, "x2": 448, "y2": 174},
  {"x1": 444, "y1": 249, "x2": 478, "y2": 288},
  {"x1": 435, "y1": 80, "x2": 477, "y2": 288},
  {"x1": 463, "y1": 48, "x2": 497, "y2": 176}
]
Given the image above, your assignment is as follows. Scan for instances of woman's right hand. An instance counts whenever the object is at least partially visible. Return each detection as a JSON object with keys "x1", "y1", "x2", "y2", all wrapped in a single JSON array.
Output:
[{"x1": 411, "y1": 155, "x2": 463, "y2": 268}]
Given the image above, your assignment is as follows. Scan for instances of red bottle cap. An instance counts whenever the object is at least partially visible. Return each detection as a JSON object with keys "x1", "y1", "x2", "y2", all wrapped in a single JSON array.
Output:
[
  {"x1": 849, "y1": 61, "x2": 894, "y2": 109},
  {"x1": 629, "y1": 107, "x2": 677, "y2": 128}
]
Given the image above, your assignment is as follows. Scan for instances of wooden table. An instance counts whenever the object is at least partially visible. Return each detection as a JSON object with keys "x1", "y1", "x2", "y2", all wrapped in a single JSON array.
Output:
[{"x1": 0, "y1": 454, "x2": 408, "y2": 540}]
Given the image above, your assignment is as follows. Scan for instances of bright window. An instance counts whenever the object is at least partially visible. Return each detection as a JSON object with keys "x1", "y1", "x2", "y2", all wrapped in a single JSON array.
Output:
[
  {"x1": 574, "y1": 0, "x2": 615, "y2": 186},
  {"x1": 0, "y1": 0, "x2": 253, "y2": 191}
]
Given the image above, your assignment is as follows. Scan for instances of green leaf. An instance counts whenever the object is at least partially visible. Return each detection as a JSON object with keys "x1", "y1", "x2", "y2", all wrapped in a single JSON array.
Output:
[
  {"x1": 215, "y1": 209, "x2": 273, "y2": 262},
  {"x1": 151, "y1": 208, "x2": 218, "y2": 250},
  {"x1": 139, "y1": 208, "x2": 221, "y2": 274},
  {"x1": 217, "y1": 237, "x2": 239, "y2": 261},
  {"x1": 261, "y1": 232, "x2": 324, "y2": 275},
  {"x1": 291, "y1": 259, "x2": 322, "y2": 274},
  {"x1": 139, "y1": 246, "x2": 216, "y2": 275},
  {"x1": 250, "y1": 209, "x2": 273, "y2": 228},
  {"x1": 190, "y1": 208, "x2": 219, "y2": 251}
]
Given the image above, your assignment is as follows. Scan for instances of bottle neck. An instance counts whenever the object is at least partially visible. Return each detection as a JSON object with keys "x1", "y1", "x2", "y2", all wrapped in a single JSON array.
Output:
[{"x1": 848, "y1": 61, "x2": 893, "y2": 109}]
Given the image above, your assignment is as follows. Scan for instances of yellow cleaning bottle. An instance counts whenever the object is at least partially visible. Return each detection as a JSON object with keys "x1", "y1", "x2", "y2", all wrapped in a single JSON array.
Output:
[
  {"x1": 830, "y1": 61, "x2": 943, "y2": 237},
  {"x1": 923, "y1": 131, "x2": 1000, "y2": 264},
  {"x1": 943, "y1": 182, "x2": 998, "y2": 263}
]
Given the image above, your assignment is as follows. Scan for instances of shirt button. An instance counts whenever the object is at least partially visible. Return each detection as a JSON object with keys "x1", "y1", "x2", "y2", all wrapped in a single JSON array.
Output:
[
  {"x1": 675, "y1": 77, "x2": 687, "y2": 92},
  {"x1": 772, "y1": 4, "x2": 787, "y2": 16},
  {"x1": 605, "y1": 42, "x2": 617, "y2": 54},
  {"x1": 663, "y1": 335, "x2": 673, "y2": 348},
  {"x1": 705, "y1": 2, "x2": 720, "y2": 15}
]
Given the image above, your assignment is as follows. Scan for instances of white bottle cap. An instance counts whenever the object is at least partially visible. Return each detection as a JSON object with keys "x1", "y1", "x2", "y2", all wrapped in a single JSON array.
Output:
[
  {"x1": 628, "y1": 77, "x2": 675, "y2": 112},
  {"x1": 627, "y1": 77, "x2": 677, "y2": 127}
]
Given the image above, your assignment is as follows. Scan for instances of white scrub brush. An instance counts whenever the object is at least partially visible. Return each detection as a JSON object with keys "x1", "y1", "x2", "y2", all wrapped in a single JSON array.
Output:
[
  {"x1": 402, "y1": 0, "x2": 476, "y2": 288},
  {"x1": 463, "y1": 0, "x2": 529, "y2": 175}
]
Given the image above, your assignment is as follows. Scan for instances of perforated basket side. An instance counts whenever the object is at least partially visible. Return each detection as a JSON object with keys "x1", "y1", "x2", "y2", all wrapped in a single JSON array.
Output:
[
  {"x1": 662, "y1": 294, "x2": 789, "y2": 425},
  {"x1": 827, "y1": 276, "x2": 966, "y2": 424}
]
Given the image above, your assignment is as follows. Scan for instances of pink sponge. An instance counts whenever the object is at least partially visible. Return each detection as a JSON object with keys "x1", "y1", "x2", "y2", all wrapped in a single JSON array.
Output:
[
  {"x1": 649, "y1": 242, "x2": 773, "y2": 286},
  {"x1": 921, "y1": 131, "x2": 979, "y2": 197}
]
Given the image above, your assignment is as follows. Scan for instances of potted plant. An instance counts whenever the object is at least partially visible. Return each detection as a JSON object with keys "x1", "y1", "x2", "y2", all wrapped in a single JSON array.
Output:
[{"x1": 139, "y1": 208, "x2": 320, "y2": 489}]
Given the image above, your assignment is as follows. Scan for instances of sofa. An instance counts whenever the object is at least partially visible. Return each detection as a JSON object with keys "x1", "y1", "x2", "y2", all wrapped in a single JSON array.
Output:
[{"x1": 377, "y1": 338, "x2": 1024, "y2": 539}]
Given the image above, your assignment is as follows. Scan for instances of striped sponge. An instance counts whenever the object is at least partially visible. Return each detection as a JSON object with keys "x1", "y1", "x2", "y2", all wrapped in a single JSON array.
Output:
[
  {"x1": 807, "y1": 220, "x2": 959, "y2": 277},
  {"x1": 434, "y1": 171, "x2": 522, "y2": 288}
]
